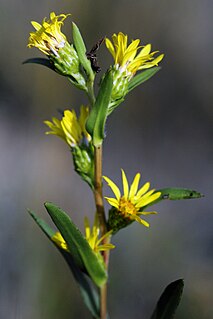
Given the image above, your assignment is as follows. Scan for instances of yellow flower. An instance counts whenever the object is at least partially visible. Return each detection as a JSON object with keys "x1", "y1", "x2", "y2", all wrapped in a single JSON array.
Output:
[
  {"x1": 105, "y1": 32, "x2": 164, "y2": 78},
  {"x1": 52, "y1": 231, "x2": 69, "y2": 252},
  {"x1": 28, "y1": 12, "x2": 87, "y2": 90},
  {"x1": 103, "y1": 169, "x2": 161, "y2": 227},
  {"x1": 51, "y1": 216, "x2": 114, "y2": 255},
  {"x1": 44, "y1": 105, "x2": 91, "y2": 147},
  {"x1": 84, "y1": 215, "x2": 115, "y2": 253},
  {"x1": 28, "y1": 12, "x2": 70, "y2": 56}
]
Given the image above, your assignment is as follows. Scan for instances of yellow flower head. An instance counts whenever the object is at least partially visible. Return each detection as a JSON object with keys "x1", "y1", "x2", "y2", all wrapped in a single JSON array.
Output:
[
  {"x1": 28, "y1": 12, "x2": 70, "y2": 56},
  {"x1": 84, "y1": 215, "x2": 115, "y2": 253},
  {"x1": 105, "y1": 32, "x2": 164, "y2": 77},
  {"x1": 51, "y1": 216, "x2": 114, "y2": 255},
  {"x1": 44, "y1": 105, "x2": 91, "y2": 147},
  {"x1": 103, "y1": 169, "x2": 161, "y2": 227},
  {"x1": 52, "y1": 231, "x2": 69, "y2": 252}
]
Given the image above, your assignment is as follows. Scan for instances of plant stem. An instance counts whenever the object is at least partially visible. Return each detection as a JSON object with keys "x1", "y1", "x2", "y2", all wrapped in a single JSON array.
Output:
[
  {"x1": 94, "y1": 145, "x2": 107, "y2": 236},
  {"x1": 100, "y1": 284, "x2": 107, "y2": 319},
  {"x1": 94, "y1": 145, "x2": 109, "y2": 319},
  {"x1": 87, "y1": 78, "x2": 96, "y2": 106}
]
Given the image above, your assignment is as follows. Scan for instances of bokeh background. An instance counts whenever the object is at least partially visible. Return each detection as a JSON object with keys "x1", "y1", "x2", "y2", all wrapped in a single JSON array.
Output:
[{"x1": 0, "y1": 0, "x2": 212, "y2": 318}]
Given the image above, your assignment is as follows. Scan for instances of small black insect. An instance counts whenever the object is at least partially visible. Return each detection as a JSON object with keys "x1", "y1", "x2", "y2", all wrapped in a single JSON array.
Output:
[{"x1": 86, "y1": 37, "x2": 105, "y2": 73}]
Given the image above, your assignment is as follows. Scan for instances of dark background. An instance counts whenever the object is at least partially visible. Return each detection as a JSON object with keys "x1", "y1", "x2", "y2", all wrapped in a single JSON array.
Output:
[{"x1": 0, "y1": 0, "x2": 212, "y2": 318}]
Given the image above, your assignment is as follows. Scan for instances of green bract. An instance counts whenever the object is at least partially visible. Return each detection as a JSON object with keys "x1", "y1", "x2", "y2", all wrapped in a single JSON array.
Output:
[
  {"x1": 72, "y1": 22, "x2": 95, "y2": 82},
  {"x1": 86, "y1": 71, "x2": 113, "y2": 146}
]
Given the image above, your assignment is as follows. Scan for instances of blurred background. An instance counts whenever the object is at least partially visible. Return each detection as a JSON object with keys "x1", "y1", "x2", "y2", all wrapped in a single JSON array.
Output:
[{"x1": 0, "y1": 0, "x2": 212, "y2": 318}]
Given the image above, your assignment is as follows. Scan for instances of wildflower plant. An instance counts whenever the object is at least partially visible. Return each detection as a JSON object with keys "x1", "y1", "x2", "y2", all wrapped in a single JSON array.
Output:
[{"x1": 25, "y1": 11, "x2": 203, "y2": 319}]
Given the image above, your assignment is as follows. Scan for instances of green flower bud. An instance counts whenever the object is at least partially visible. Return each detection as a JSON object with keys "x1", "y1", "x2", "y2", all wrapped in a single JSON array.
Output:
[{"x1": 72, "y1": 144, "x2": 94, "y2": 189}]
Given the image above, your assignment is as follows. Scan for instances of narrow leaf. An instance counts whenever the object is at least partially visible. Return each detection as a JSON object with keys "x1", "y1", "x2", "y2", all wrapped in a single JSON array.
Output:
[
  {"x1": 29, "y1": 209, "x2": 56, "y2": 238},
  {"x1": 150, "y1": 279, "x2": 184, "y2": 319},
  {"x1": 23, "y1": 58, "x2": 55, "y2": 71},
  {"x1": 28, "y1": 210, "x2": 100, "y2": 318},
  {"x1": 146, "y1": 188, "x2": 204, "y2": 208},
  {"x1": 86, "y1": 71, "x2": 113, "y2": 146},
  {"x1": 67, "y1": 257, "x2": 100, "y2": 318},
  {"x1": 72, "y1": 22, "x2": 94, "y2": 80},
  {"x1": 157, "y1": 188, "x2": 204, "y2": 200},
  {"x1": 128, "y1": 67, "x2": 161, "y2": 92},
  {"x1": 45, "y1": 202, "x2": 107, "y2": 287}
]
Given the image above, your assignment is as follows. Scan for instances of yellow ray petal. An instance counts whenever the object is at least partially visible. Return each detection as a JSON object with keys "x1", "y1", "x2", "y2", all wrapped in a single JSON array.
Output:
[
  {"x1": 121, "y1": 169, "x2": 129, "y2": 199},
  {"x1": 105, "y1": 38, "x2": 116, "y2": 59},
  {"x1": 31, "y1": 21, "x2": 42, "y2": 31},
  {"x1": 103, "y1": 176, "x2": 121, "y2": 200},
  {"x1": 135, "y1": 192, "x2": 161, "y2": 208},
  {"x1": 84, "y1": 216, "x2": 91, "y2": 239},
  {"x1": 129, "y1": 173, "x2": 140, "y2": 199},
  {"x1": 136, "y1": 182, "x2": 150, "y2": 198},
  {"x1": 140, "y1": 189, "x2": 155, "y2": 199},
  {"x1": 137, "y1": 44, "x2": 151, "y2": 58},
  {"x1": 132, "y1": 214, "x2": 150, "y2": 227},
  {"x1": 139, "y1": 211, "x2": 158, "y2": 215},
  {"x1": 104, "y1": 197, "x2": 119, "y2": 208}
]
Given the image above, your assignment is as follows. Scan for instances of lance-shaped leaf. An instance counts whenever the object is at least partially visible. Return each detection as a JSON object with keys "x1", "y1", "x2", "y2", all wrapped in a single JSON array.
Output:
[
  {"x1": 45, "y1": 202, "x2": 107, "y2": 287},
  {"x1": 86, "y1": 71, "x2": 113, "y2": 146},
  {"x1": 23, "y1": 58, "x2": 55, "y2": 71},
  {"x1": 145, "y1": 187, "x2": 203, "y2": 208},
  {"x1": 72, "y1": 22, "x2": 94, "y2": 81},
  {"x1": 128, "y1": 67, "x2": 161, "y2": 93},
  {"x1": 28, "y1": 210, "x2": 100, "y2": 318},
  {"x1": 150, "y1": 279, "x2": 184, "y2": 319}
]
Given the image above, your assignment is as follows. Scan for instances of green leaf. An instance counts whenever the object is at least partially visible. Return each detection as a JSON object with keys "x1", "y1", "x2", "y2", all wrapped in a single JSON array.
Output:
[
  {"x1": 28, "y1": 209, "x2": 56, "y2": 239},
  {"x1": 72, "y1": 22, "x2": 94, "y2": 81},
  {"x1": 157, "y1": 188, "x2": 204, "y2": 200},
  {"x1": 45, "y1": 202, "x2": 107, "y2": 287},
  {"x1": 145, "y1": 188, "x2": 204, "y2": 208},
  {"x1": 23, "y1": 58, "x2": 55, "y2": 71},
  {"x1": 67, "y1": 257, "x2": 100, "y2": 318},
  {"x1": 86, "y1": 71, "x2": 113, "y2": 146},
  {"x1": 128, "y1": 67, "x2": 161, "y2": 93},
  {"x1": 28, "y1": 210, "x2": 100, "y2": 318},
  {"x1": 150, "y1": 279, "x2": 184, "y2": 319}
]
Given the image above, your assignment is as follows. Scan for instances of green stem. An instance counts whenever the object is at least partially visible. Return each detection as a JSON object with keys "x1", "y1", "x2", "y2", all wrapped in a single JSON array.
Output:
[{"x1": 88, "y1": 76, "x2": 109, "y2": 319}]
